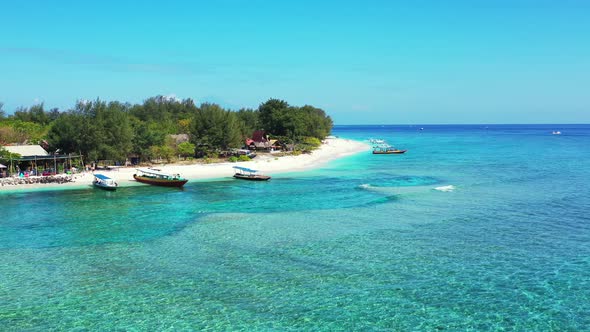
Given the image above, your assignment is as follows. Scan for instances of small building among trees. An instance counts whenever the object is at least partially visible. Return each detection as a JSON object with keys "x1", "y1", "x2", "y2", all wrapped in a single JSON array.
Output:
[{"x1": 245, "y1": 130, "x2": 284, "y2": 151}]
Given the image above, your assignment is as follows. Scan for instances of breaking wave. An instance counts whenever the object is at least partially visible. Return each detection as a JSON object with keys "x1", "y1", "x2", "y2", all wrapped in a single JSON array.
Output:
[{"x1": 434, "y1": 185, "x2": 455, "y2": 192}]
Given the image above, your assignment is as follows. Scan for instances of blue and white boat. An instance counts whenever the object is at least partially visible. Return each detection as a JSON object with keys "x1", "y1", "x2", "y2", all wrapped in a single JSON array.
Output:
[
  {"x1": 93, "y1": 174, "x2": 118, "y2": 191},
  {"x1": 232, "y1": 166, "x2": 271, "y2": 181}
]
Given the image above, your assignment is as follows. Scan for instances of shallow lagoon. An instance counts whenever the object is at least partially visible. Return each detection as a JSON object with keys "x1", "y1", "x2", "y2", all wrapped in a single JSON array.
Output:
[{"x1": 1, "y1": 125, "x2": 589, "y2": 330}]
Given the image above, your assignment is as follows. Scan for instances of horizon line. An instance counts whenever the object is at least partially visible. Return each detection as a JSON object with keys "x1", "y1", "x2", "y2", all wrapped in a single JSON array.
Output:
[{"x1": 333, "y1": 123, "x2": 590, "y2": 126}]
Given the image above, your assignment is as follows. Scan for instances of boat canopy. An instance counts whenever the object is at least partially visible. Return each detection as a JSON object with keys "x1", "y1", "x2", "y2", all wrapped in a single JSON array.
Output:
[
  {"x1": 373, "y1": 143, "x2": 392, "y2": 148},
  {"x1": 233, "y1": 166, "x2": 259, "y2": 173},
  {"x1": 94, "y1": 174, "x2": 113, "y2": 180},
  {"x1": 136, "y1": 168, "x2": 173, "y2": 177},
  {"x1": 373, "y1": 146, "x2": 396, "y2": 151}
]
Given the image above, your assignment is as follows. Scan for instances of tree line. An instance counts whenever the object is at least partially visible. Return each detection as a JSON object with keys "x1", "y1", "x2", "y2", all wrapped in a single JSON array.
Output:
[{"x1": 0, "y1": 97, "x2": 333, "y2": 163}]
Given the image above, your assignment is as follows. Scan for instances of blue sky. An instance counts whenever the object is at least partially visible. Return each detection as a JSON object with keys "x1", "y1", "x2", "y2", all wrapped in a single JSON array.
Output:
[{"x1": 1, "y1": 0, "x2": 589, "y2": 124}]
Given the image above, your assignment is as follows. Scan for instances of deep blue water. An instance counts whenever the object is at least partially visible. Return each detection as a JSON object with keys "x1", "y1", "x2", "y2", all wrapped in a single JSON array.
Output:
[{"x1": 1, "y1": 124, "x2": 589, "y2": 330}]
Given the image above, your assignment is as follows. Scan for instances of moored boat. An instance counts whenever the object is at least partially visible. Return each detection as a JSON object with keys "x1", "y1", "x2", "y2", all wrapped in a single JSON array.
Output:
[
  {"x1": 93, "y1": 174, "x2": 118, "y2": 191},
  {"x1": 372, "y1": 146, "x2": 407, "y2": 154},
  {"x1": 233, "y1": 166, "x2": 271, "y2": 181},
  {"x1": 133, "y1": 168, "x2": 188, "y2": 187},
  {"x1": 369, "y1": 138, "x2": 386, "y2": 144}
]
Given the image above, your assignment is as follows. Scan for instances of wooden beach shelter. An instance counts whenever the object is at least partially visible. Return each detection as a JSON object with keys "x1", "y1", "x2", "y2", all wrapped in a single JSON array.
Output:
[{"x1": 2, "y1": 145, "x2": 82, "y2": 174}]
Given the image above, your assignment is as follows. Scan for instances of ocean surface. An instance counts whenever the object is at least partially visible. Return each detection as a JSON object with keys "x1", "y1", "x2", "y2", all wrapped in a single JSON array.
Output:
[{"x1": 1, "y1": 124, "x2": 590, "y2": 330}]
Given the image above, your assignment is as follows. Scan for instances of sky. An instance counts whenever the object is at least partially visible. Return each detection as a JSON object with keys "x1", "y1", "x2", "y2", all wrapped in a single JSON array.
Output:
[{"x1": 1, "y1": 0, "x2": 589, "y2": 124}]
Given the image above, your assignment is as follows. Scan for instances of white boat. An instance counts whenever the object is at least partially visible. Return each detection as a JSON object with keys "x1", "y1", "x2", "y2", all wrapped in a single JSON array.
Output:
[
  {"x1": 369, "y1": 138, "x2": 386, "y2": 144},
  {"x1": 552, "y1": 131, "x2": 562, "y2": 135},
  {"x1": 93, "y1": 174, "x2": 118, "y2": 191},
  {"x1": 232, "y1": 166, "x2": 271, "y2": 181},
  {"x1": 372, "y1": 145, "x2": 407, "y2": 154}
]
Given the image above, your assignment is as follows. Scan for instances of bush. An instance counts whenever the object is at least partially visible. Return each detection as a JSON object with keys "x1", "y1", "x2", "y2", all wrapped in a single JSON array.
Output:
[
  {"x1": 293, "y1": 136, "x2": 322, "y2": 153},
  {"x1": 228, "y1": 156, "x2": 238, "y2": 163},
  {"x1": 302, "y1": 137, "x2": 321, "y2": 148},
  {"x1": 238, "y1": 155, "x2": 251, "y2": 162}
]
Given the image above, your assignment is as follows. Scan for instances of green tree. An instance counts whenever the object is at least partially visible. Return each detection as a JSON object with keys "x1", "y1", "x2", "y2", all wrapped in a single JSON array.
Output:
[
  {"x1": 0, "y1": 120, "x2": 47, "y2": 144},
  {"x1": 47, "y1": 108, "x2": 61, "y2": 122},
  {"x1": 190, "y1": 103, "x2": 243, "y2": 151},
  {"x1": 95, "y1": 102, "x2": 133, "y2": 161},
  {"x1": 299, "y1": 105, "x2": 333, "y2": 139},
  {"x1": 46, "y1": 113, "x2": 84, "y2": 154},
  {"x1": 0, "y1": 147, "x2": 21, "y2": 174},
  {"x1": 257, "y1": 100, "x2": 333, "y2": 141},
  {"x1": 235, "y1": 108, "x2": 260, "y2": 137},
  {"x1": 13, "y1": 103, "x2": 50, "y2": 125},
  {"x1": 0, "y1": 146, "x2": 21, "y2": 161},
  {"x1": 222, "y1": 111, "x2": 243, "y2": 149},
  {"x1": 149, "y1": 144, "x2": 174, "y2": 163},
  {"x1": 281, "y1": 107, "x2": 307, "y2": 139},
  {"x1": 258, "y1": 98, "x2": 289, "y2": 135},
  {"x1": 160, "y1": 145, "x2": 175, "y2": 163},
  {"x1": 74, "y1": 100, "x2": 106, "y2": 161},
  {"x1": 178, "y1": 118, "x2": 191, "y2": 134},
  {"x1": 129, "y1": 96, "x2": 196, "y2": 134},
  {"x1": 130, "y1": 117, "x2": 166, "y2": 161},
  {"x1": 177, "y1": 141, "x2": 195, "y2": 159},
  {"x1": 48, "y1": 99, "x2": 133, "y2": 162}
]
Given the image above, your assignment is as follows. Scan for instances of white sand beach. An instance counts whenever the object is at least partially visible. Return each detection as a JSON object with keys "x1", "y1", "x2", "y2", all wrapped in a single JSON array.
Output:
[{"x1": 0, "y1": 138, "x2": 370, "y2": 192}]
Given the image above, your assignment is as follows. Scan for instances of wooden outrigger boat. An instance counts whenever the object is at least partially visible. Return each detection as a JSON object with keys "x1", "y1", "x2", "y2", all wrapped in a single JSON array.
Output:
[
  {"x1": 232, "y1": 166, "x2": 271, "y2": 181},
  {"x1": 133, "y1": 168, "x2": 188, "y2": 187},
  {"x1": 93, "y1": 173, "x2": 118, "y2": 191}
]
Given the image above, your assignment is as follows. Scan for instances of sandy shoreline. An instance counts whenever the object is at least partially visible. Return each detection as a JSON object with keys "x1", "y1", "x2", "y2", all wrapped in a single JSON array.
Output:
[{"x1": 0, "y1": 138, "x2": 370, "y2": 192}]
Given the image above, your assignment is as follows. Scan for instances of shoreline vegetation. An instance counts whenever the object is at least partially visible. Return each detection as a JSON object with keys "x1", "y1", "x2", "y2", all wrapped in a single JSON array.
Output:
[
  {"x1": 0, "y1": 97, "x2": 369, "y2": 191},
  {"x1": 0, "y1": 137, "x2": 370, "y2": 192}
]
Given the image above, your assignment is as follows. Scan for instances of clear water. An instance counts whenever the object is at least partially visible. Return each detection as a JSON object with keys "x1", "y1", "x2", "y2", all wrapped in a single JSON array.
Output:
[{"x1": 1, "y1": 125, "x2": 589, "y2": 330}]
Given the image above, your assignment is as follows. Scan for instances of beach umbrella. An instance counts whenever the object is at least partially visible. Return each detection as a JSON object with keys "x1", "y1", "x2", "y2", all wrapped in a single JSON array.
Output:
[{"x1": 0, "y1": 163, "x2": 7, "y2": 169}]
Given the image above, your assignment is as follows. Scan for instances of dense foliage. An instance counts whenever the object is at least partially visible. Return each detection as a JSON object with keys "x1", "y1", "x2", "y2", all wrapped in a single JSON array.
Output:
[
  {"x1": 258, "y1": 99, "x2": 333, "y2": 140},
  {"x1": 190, "y1": 103, "x2": 243, "y2": 150},
  {"x1": 0, "y1": 97, "x2": 333, "y2": 163}
]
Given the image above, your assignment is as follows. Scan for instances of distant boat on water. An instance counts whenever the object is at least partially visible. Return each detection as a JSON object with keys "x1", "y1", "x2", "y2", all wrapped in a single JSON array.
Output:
[
  {"x1": 369, "y1": 138, "x2": 386, "y2": 144},
  {"x1": 233, "y1": 166, "x2": 271, "y2": 181},
  {"x1": 552, "y1": 131, "x2": 562, "y2": 135},
  {"x1": 133, "y1": 168, "x2": 188, "y2": 187},
  {"x1": 93, "y1": 174, "x2": 118, "y2": 191},
  {"x1": 373, "y1": 146, "x2": 407, "y2": 154}
]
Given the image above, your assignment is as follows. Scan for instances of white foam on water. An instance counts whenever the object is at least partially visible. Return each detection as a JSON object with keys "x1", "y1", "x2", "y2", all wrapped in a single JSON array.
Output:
[
  {"x1": 358, "y1": 183, "x2": 396, "y2": 194},
  {"x1": 359, "y1": 183, "x2": 435, "y2": 195},
  {"x1": 434, "y1": 185, "x2": 455, "y2": 192}
]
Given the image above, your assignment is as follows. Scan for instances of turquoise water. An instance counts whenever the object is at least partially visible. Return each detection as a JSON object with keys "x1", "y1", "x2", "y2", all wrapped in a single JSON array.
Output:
[{"x1": 1, "y1": 125, "x2": 590, "y2": 330}]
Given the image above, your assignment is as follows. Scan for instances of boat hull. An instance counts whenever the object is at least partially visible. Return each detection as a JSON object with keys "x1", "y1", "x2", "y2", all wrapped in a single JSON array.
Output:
[
  {"x1": 133, "y1": 174, "x2": 188, "y2": 187},
  {"x1": 93, "y1": 182, "x2": 117, "y2": 191},
  {"x1": 373, "y1": 149, "x2": 407, "y2": 154},
  {"x1": 233, "y1": 174, "x2": 271, "y2": 181}
]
